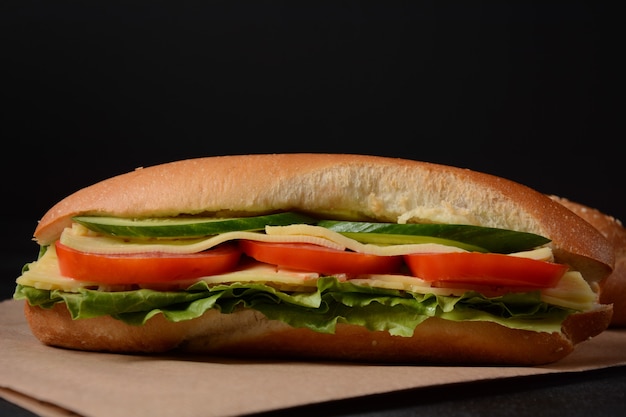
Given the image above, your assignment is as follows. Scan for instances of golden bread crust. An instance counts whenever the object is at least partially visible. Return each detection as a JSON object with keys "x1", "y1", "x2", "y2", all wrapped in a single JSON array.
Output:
[
  {"x1": 24, "y1": 302, "x2": 613, "y2": 365},
  {"x1": 551, "y1": 196, "x2": 626, "y2": 327}
]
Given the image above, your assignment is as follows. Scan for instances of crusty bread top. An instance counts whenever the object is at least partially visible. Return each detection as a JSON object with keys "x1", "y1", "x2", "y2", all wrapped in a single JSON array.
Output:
[
  {"x1": 550, "y1": 196, "x2": 626, "y2": 249},
  {"x1": 550, "y1": 196, "x2": 626, "y2": 326},
  {"x1": 34, "y1": 153, "x2": 614, "y2": 282}
]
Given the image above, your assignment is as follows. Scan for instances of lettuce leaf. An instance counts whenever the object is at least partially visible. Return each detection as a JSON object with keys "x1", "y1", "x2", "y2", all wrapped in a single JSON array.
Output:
[{"x1": 14, "y1": 277, "x2": 574, "y2": 336}]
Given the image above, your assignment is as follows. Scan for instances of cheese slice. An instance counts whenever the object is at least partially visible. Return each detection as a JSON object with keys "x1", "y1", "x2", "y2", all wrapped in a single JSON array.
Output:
[
  {"x1": 61, "y1": 223, "x2": 473, "y2": 256},
  {"x1": 17, "y1": 245, "x2": 101, "y2": 292},
  {"x1": 349, "y1": 271, "x2": 596, "y2": 311},
  {"x1": 265, "y1": 224, "x2": 469, "y2": 256},
  {"x1": 59, "y1": 223, "x2": 347, "y2": 255}
]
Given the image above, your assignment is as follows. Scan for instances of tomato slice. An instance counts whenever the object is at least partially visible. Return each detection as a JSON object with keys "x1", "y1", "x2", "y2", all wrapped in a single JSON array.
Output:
[
  {"x1": 239, "y1": 240, "x2": 403, "y2": 275},
  {"x1": 403, "y1": 252, "x2": 568, "y2": 288},
  {"x1": 55, "y1": 241, "x2": 242, "y2": 284}
]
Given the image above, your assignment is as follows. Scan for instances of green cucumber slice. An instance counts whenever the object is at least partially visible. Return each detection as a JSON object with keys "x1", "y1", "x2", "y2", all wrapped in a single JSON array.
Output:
[
  {"x1": 317, "y1": 221, "x2": 551, "y2": 253},
  {"x1": 73, "y1": 212, "x2": 316, "y2": 238}
]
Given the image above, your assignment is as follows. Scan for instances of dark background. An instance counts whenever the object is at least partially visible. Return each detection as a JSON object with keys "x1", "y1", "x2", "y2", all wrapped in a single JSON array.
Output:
[
  {"x1": 1, "y1": 4, "x2": 624, "y2": 417},
  {"x1": 0, "y1": 1, "x2": 620, "y2": 300}
]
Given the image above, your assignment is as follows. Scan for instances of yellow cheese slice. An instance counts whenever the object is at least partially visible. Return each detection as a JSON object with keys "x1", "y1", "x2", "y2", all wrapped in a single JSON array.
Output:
[
  {"x1": 60, "y1": 223, "x2": 468, "y2": 256},
  {"x1": 265, "y1": 224, "x2": 469, "y2": 255}
]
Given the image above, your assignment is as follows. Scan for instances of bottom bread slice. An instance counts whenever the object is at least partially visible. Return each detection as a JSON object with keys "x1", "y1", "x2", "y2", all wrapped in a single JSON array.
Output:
[{"x1": 24, "y1": 302, "x2": 613, "y2": 366}]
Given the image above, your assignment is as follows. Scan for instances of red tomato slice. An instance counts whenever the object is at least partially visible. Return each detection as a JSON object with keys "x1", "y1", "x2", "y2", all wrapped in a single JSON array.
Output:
[
  {"x1": 404, "y1": 252, "x2": 568, "y2": 288},
  {"x1": 55, "y1": 241, "x2": 242, "y2": 284},
  {"x1": 239, "y1": 240, "x2": 403, "y2": 275}
]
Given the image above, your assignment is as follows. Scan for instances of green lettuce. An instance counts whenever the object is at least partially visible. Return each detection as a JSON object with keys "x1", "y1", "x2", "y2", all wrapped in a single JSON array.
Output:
[{"x1": 13, "y1": 277, "x2": 574, "y2": 336}]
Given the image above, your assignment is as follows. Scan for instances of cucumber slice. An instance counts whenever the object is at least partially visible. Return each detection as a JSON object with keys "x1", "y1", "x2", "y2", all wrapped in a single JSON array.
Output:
[
  {"x1": 317, "y1": 221, "x2": 551, "y2": 253},
  {"x1": 73, "y1": 212, "x2": 316, "y2": 238}
]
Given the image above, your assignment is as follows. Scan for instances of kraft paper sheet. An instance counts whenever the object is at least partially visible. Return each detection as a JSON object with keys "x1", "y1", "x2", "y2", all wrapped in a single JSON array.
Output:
[{"x1": 2, "y1": 299, "x2": 625, "y2": 417}]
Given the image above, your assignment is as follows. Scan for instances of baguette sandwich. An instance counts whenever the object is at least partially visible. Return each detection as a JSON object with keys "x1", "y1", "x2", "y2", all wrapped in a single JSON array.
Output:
[{"x1": 14, "y1": 153, "x2": 615, "y2": 365}]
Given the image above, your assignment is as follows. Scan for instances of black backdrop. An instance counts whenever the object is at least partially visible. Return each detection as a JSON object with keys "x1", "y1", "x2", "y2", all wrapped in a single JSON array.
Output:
[{"x1": 0, "y1": 1, "x2": 620, "y2": 300}]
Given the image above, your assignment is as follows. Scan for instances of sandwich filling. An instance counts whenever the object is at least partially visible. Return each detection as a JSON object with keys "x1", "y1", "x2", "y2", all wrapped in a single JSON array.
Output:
[{"x1": 14, "y1": 212, "x2": 599, "y2": 336}]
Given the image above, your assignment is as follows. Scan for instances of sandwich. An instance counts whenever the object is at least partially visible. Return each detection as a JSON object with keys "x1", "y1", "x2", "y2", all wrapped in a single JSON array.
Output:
[
  {"x1": 549, "y1": 195, "x2": 625, "y2": 327},
  {"x1": 14, "y1": 153, "x2": 615, "y2": 365}
]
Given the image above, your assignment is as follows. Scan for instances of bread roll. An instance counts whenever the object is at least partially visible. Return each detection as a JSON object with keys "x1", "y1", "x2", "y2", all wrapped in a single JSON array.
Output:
[
  {"x1": 550, "y1": 196, "x2": 626, "y2": 327},
  {"x1": 17, "y1": 154, "x2": 616, "y2": 364}
]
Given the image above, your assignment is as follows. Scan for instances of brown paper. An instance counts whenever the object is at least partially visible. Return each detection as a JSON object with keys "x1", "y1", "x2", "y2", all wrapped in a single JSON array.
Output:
[{"x1": 2, "y1": 299, "x2": 625, "y2": 417}]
